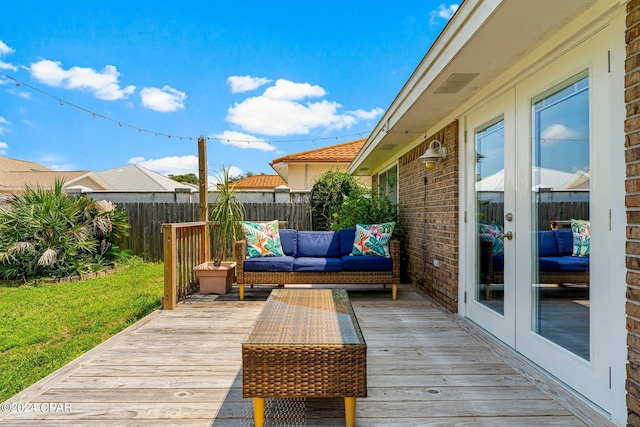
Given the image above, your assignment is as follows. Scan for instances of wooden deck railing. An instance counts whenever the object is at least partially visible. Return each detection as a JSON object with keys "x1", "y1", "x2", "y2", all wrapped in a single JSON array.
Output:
[{"x1": 162, "y1": 221, "x2": 211, "y2": 310}]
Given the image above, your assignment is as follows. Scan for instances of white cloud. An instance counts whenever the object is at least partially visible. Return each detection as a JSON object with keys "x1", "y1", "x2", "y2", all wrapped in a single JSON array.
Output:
[
  {"x1": 0, "y1": 40, "x2": 17, "y2": 71},
  {"x1": 430, "y1": 3, "x2": 459, "y2": 23},
  {"x1": 211, "y1": 130, "x2": 277, "y2": 152},
  {"x1": 29, "y1": 59, "x2": 136, "y2": 101},
  {"x1": 209, "y1": 166, "x2": 244, "y2": 185},
  {"x1": 128, "y1": 155, "x2": 198, "y2": 175},
  {"x1": 0, "y1": 141, "x2": 8, "y2": 155},
  {"x1": 226, "y1": 79, "x2": 381, "y2": 136},
  {"x1": 0, "y1": 116, "x2": 12, "y2": 135},
  {"x1": 0, "y1": 40, "x2": 14, "y2": 55},
  {"x1": 140, "y1": 86, "x2": 186, "y2": 113},
  {"x1": 48, "y1": 163, "x2": 75, "y2": 171},
  {"x1": 348, "y1": 108, "x2": 385, "y2": 120},
  {"x1": 263, "y1": 79, "x2": 325, "y2": 101},
  {"x1": 541, "y1": 123, "x2": 579, "y2": 143},
  {"x1": 227, "y1": 75, "x2": 272, "y2": 93}
]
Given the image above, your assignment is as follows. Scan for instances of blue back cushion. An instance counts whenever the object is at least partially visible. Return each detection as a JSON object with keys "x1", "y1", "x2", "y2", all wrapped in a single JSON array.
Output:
[
  {"x1": 537, "y1": 231, "x2": 558, "y2": 257},
  {"x1": 297, "y1": 231, "x2": 341, "y2": 257},
  {"x1": 339, "y1": 228, "x2": 356, "y2": 256},
  {"x1": 554, "y1": 228, "x2": 574, "y2": 256},
  {"x1": 279, "y1": 229, "x2": 297, "y2": 257}
]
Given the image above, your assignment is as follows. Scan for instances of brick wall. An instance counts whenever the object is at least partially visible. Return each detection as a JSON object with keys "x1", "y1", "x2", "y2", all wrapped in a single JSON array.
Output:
[
  {"x1": 398, "y1": 121, "x2": 459, "y2": 312},
  {"x1": 628, "y1": 1, "x2": 640, "y2": 425}
]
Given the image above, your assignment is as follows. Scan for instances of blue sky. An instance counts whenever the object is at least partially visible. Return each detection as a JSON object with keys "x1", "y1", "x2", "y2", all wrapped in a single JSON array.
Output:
[{"x1": 0, "y1": 1, "x2": 457, "y2": 179}]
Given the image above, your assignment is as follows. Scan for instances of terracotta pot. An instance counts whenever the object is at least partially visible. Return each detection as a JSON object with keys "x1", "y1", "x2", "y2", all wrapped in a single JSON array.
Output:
[{"x1": 194, "y1": 261, "x2": 236, "y2": 294}]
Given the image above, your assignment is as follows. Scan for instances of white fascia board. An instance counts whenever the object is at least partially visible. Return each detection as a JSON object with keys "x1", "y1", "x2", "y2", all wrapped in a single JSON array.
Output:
[{"x1": 349, "y1": 0, "x2": 502, "y2": 174}]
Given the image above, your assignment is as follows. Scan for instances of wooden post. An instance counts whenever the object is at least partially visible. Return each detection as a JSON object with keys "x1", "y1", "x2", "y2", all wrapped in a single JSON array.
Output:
[
  {"x1": 198, "y1": 136, "x2": 208, "y2": 222},
  {"x1": 201, "y1": 222, "x2": 211, "y2": 263},
  {"x1": 163, "y1": 224, "x2": 178, "y2": 310}
]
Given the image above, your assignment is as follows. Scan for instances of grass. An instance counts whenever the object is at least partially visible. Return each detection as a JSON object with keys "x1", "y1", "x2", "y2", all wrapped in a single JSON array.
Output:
[{"x1": 0, "y1": 258, "x2": 164, "y2": 402}]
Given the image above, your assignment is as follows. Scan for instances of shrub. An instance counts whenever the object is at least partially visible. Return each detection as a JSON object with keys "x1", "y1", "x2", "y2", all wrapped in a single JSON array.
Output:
[
  {"x1": 330, "y1": 187, "x2": 401, "y2": 233},
  {"x1": 0, "y1": 181, "x2": 130, "y2": 280},
  {"x1": 310, "y1": 169, "x2": 365, "y2": 231}
]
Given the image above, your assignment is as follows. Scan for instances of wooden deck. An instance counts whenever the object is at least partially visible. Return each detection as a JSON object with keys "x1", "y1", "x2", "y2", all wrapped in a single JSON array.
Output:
[{"x1": 0, "y1": 284, "x2": 613, "y2": 426}]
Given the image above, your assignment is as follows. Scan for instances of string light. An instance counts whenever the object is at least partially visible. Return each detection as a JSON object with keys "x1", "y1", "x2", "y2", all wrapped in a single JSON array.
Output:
[{"x1": 0, "y1": 71, "x2": 373, "y2": 145}]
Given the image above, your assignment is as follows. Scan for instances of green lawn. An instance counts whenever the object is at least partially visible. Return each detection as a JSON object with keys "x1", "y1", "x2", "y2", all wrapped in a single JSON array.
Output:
[{"x1": 0, "y1": 258, "x2": 164, "y2": 402}]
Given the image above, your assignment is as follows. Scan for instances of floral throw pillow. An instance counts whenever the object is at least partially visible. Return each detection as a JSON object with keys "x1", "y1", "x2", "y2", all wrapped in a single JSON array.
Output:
[
  {"x1": 241, "y1": 220, "x2": 284, "y2": 258},
  {"x1": 351, "y1": 222, "x2": 395, "y2": 257},
  {"x1": 477, "y1": 223, "x2": 504, "y2": 256},
  {"x1": 571, "y1": 219, "x2": 590, "y2": 257}
]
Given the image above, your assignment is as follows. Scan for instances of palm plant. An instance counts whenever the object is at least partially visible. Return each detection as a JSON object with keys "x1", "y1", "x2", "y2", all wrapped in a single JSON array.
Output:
[
  {"x1": 210, "y1": 165, "x2": 245, "y2": 263},
  {"x1": 0, "y1": 180, "x2": 130, "y2": 280}
]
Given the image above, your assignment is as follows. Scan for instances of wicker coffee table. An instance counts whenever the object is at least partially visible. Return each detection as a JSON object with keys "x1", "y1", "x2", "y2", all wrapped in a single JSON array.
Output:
[{"x1": 242, "y1": 288, "x2": 367, "y2": 427}]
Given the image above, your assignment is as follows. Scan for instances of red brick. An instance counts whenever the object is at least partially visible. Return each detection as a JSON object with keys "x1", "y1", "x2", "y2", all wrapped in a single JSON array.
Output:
[{"x1": 398, "y1": 121, "x2": 459, "y2": 313}]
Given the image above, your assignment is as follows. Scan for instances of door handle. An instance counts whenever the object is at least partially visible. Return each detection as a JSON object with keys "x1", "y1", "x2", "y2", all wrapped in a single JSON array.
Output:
[{"x1": 500, "y1": 231, "x2": 513, "y2": 240}]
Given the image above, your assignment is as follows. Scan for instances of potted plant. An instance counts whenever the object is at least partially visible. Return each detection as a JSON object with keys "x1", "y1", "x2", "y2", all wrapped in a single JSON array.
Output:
[{"x1": 194, "y1": 165, "x2": 245, "y2": 294}]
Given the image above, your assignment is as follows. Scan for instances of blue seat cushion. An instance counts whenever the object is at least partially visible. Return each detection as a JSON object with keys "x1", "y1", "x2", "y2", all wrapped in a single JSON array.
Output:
[
  {"x1": 243, "y1": 256, "x2": 294, "y2": 272},
  {"x1": 539, "y1": 256, "x2": 589, "y2": 272},
  {"x1": 339, "y1": 228, "x2": 357, "y2": 256},
  {"x1": 493, "y1": 255, "x2": 504, "y2": 272},
  {"x1": 341, "y1": 255, "x2": 392, "y2": 271},
  {"x1": 279, "y1": 229, "x2": 297, "y2": 257},
  {"x1": 297, "y1": 231, "x2": 341, "y2": 257},
  {"x1": 293, "y1": 257, "x2": 343, "y2": 272}
]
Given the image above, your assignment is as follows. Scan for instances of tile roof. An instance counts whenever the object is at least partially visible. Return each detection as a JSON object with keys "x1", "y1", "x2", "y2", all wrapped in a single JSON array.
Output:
[
  {"x1": 222, "y1": 174, "x2": 287, "y2": 190},
  {"x1": 270, "y1": 138, "x2": 366, "y2": 164}
]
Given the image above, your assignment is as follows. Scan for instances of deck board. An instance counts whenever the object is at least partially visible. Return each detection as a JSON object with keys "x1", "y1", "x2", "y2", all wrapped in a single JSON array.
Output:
[{"x1": 0, "y1": 284, "x2": 613, "y2": 426}]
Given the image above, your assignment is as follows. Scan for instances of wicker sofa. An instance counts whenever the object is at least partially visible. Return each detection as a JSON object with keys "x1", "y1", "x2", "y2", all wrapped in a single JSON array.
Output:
[
  {"x1": 234, "y1": 228, "x2": 400, "y2": 301},
  {"x1": 480, "y1": 228, "x2": 589, "y2": 288}
]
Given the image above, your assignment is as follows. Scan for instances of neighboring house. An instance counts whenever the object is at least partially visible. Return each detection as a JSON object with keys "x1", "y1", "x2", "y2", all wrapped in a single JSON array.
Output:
[
  {"x1": 349, "y1": 1, "x2": 631, "y2": 424},
  {"x1": 67, "y1": 164, "x2": 198, "y2": 203},
  {"x1": 270, "y1": 138, "x2": 371, "y2": 190},
  {"x1": 0, "y1": 155, "x2": 110, "y2": 194},
  {"x1": 95, "y1": 164, "x2": 197, "y2": 192},
  {"x1": 213, "y1": 173, "x2": 308, "y2": 204},
  {"x1": 225, "y1": 174, "x2": 286, "y2": 191}
]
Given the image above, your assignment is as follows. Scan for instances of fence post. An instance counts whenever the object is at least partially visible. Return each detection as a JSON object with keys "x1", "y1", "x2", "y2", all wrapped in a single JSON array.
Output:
[{"x1": 163, "y1": 224, "x2": 178, "y2": 310}]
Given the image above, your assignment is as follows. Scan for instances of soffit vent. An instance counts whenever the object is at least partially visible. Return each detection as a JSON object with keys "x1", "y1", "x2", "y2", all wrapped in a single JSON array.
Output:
[
  {"x1": 434, "y1": 73, "x2": 479, "y2": 94},
  {"x1": 379, "y1": 144, "x2": 397, "y2": 151}
]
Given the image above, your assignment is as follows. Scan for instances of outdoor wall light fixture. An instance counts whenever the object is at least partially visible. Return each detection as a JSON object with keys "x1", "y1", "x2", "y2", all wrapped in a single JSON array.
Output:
[{"x1": 419, "y1": 140, "x2": 447, "y2": 170}]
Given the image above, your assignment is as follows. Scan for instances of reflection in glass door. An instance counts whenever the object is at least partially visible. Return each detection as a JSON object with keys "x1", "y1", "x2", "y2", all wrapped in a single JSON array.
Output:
[
  {"x1": 475, "y1": 118, "x2": 505, "y2": 315},
  {"x1": 531, "y1": 72, "x2": 590, "y2": 360}
]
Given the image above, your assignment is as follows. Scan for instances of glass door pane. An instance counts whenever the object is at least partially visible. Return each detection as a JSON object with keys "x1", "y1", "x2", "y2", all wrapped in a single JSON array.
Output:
[
  {"x1": 475, "y1": 118, "x2": 505, "y2": 314},
  {"x1": 531, "y1": 73, "x2": 590, "y2": 360}
]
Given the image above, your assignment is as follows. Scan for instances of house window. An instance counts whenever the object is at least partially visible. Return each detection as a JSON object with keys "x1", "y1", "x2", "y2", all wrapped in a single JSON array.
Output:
[{"x1": 378, "y1": 164, "x2": 398, "y2": 204}]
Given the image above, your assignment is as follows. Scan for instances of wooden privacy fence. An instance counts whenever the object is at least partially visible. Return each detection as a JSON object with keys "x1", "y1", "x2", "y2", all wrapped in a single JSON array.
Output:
[
  {"x1": 478, "y1": 201, "x2": 589, "y2": 230},
  {"x1": 163, "y1": 221, "x2": 210, "y2": 310},
  {"x1": 117, "y1": 202, "x2": 311, "y2": 262}
]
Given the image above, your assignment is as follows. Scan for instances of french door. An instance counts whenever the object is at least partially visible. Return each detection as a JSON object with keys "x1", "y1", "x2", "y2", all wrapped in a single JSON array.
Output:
[
  {"x1": 466, "y1": 89, "x2": 516, "y2": 346},
  {"x1": 465, "y1": 28, "x2": 611, "y2": 411}
]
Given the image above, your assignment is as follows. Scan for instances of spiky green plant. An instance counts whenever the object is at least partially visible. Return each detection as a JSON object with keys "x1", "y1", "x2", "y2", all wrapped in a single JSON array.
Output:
[
  {"x1": 0, "y1": 181, "x2": 130, "y2": 280},
  {"x1": 210, "y1": 165, "x2": 245, "y2": 261}
]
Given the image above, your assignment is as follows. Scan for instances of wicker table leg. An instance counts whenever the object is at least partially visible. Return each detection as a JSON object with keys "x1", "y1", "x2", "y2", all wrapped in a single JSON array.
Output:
[
  {"x1": 253, "y1": 397, "x2": 264, "y2": 427},
  {"x1": 345, "y1": 397, "x2": 356, "y2": 427}
]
